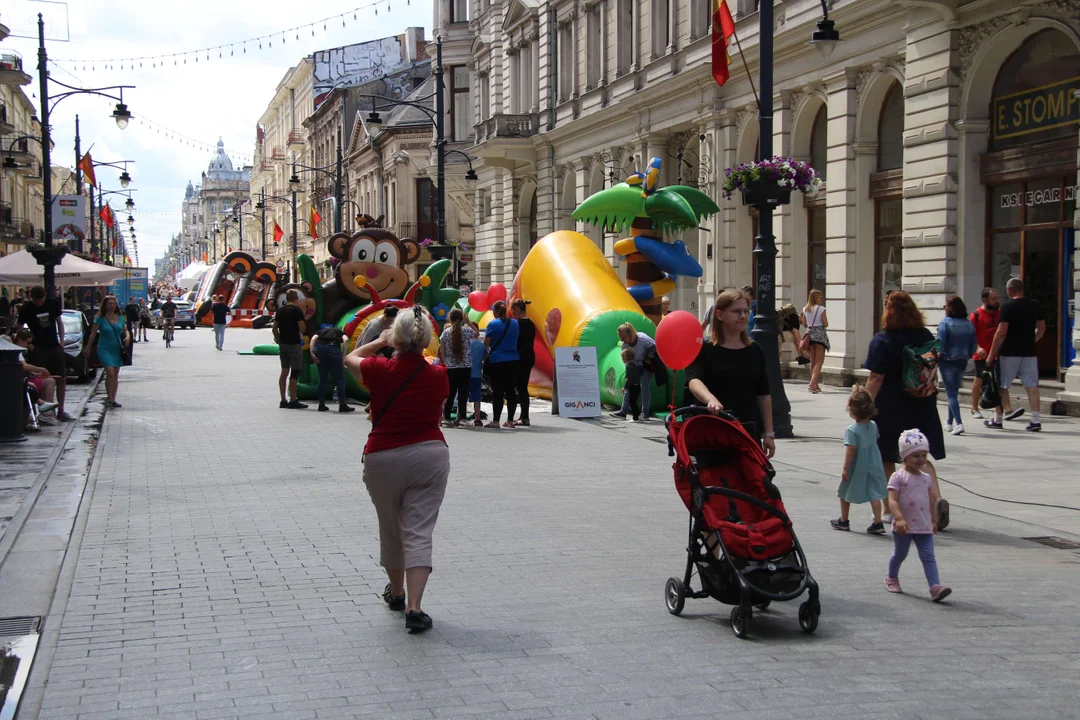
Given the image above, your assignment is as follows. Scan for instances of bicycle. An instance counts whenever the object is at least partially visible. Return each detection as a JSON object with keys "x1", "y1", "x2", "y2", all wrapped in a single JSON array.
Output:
[{"x1": 163, "y1": 319, "x2": 175, "y2": 347}]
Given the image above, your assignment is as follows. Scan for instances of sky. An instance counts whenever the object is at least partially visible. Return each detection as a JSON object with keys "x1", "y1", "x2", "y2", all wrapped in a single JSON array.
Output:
[{"x1": 4, "y1": 0, "x2": 432, "y2": 268}]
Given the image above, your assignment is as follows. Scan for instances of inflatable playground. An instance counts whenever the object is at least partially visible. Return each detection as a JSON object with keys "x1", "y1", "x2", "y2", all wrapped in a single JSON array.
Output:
[{"x1": 218, "y1": 160, "x2": 720, "y2": 412}]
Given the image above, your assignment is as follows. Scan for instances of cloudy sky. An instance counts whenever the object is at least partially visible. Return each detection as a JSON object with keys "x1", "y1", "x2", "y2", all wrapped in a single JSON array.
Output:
[{"x1": 4, "y1": 0, "x2": 431, "y2": 266}]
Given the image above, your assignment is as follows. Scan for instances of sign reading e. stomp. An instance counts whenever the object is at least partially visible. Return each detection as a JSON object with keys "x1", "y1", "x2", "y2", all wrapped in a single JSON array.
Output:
[
  {"x1": 993, "y1": 76, "x2": 1080, "y2": 141},
  {"x1": 554, "y1": 346, "x2": 601, "y2": 418}
]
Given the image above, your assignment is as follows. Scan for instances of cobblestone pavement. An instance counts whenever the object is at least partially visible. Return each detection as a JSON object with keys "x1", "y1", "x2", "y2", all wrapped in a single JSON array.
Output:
[{"x1": 21, "y1": 328, "x2": 1080, "y2": 719}]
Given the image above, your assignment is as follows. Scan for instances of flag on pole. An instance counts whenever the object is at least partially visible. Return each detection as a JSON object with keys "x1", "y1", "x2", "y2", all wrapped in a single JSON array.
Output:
[
  {"x1": 309, "y1": 206, "x2": 322, "y2": 238},
  {"x1": 273, "y1": 221, "x2": 284, "y2": 244},
  {"x1": 99, "y1": 203, "x2": 114, "y2": 227},
  {"x1": 78, "y1": 152, "x2": 97, "y2": 188},
  {"x1": 712, "y1": 0, "x2": 736, "y2": 86}
]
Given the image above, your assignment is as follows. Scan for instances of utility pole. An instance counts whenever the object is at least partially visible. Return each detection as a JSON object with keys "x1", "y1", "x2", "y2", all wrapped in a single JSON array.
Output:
[
  {"x1": 334, "y1": 126, "x2": 343, "y2": 233},
  {"x1": 291, "y1": 162, "x2": 299, "y2": 283},
  {"x1": 260, "y1": 188, "x2": 267, "y2": 261},
  {"x1": 435, "y1": 37, "x2": 446, "y2": 247},
  {"x1": 37, "y1": 14, "x2": 56, "y2": 294}
]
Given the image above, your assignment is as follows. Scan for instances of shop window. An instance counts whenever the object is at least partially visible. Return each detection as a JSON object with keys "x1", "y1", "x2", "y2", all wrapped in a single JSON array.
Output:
[
  {"x1": 878, "y1": 83, "x2": 904, "y2": 171},
  {"x1": 990, "y1": 30, "x2": 1080, "y2": 150},
  {"x1": 807, "y1": 208, "x2": 826, "y2": 296},
  {"x1": 810, "y1": 104, "x2": 827, "y2": 183},
  {"x1": 991, "y1": 182, "x2": 1023, "y2": 228},
  {"x1": 875, "y1": 198, "x2": 903, "y2": 327}
]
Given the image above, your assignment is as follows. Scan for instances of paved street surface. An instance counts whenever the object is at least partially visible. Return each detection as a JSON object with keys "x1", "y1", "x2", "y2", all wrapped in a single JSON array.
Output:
[{"x1": 18, "y1": 327, "x2": 1080, "y2": 719}]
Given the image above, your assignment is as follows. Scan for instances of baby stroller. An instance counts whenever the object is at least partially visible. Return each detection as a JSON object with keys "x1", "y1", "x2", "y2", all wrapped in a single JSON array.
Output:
[{"x1": 664, "y1": 407, "x2": 820, "y2": 638}]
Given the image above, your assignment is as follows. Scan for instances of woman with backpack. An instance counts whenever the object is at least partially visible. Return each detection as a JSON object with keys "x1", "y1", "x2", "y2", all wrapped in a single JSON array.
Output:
[{"x1": 863, "y1": 291, "x2": 950, "y2": 529}]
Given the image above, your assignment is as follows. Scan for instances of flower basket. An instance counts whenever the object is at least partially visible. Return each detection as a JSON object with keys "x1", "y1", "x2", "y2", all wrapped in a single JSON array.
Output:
[
  {"x1": 425, "y1": 245, "x2": 457, "y2": 260},
  {"x1": 723, "y1": 157, "x2": 821, "y2": 206},
  {"x1": 28, "y1": 243, "x2": 69, "y2": 266}
]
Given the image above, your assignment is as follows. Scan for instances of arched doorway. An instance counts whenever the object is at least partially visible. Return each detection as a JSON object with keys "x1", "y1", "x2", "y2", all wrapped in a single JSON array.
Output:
[
  {"x1": 805, "y1": 102, "x2": 829, "y2": 305},
  {"x1": 980, "y1": 29, "x2": 1079, "y2": 377},
  {"x1": 872, "y1": 81, "x2": 905, "y2": 327}
]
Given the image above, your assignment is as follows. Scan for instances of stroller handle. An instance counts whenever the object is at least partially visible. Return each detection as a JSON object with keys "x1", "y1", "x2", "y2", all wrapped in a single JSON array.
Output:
[{"x1": 667, "y1": 406, "x2": 739, "y2": 422}]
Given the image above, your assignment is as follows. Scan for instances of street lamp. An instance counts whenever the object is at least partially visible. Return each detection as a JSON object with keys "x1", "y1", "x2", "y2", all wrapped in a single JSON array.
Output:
[
  {"x1": 112, "y1": 101, "x2": 132, "y2": 130},
  {"x1": 749, "y1": 0, "x2": 841, "y2": 438},
  {"x1": 118, "y1": 170, "x2": 131, "y2": 188},
  {"x1": 125, "y1": 197, "x2": 135, "y2": 211}
]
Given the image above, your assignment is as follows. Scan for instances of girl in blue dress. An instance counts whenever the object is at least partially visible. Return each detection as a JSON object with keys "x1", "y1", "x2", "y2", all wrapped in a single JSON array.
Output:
[
  {"x1": 831, "y1": 386, "x2": 889, "y2": 534},
  {"x1": 83, "y1": 295, "x2": 129, "y2": 409}
]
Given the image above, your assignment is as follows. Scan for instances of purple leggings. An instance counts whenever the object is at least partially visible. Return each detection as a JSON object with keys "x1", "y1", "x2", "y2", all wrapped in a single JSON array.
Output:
[{"x1": 888, "y1": 533, "x2": 939, "y2": 587}]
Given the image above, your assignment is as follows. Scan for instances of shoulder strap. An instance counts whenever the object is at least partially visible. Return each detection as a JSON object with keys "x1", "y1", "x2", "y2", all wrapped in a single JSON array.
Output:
[
  {"x1": 489, "y1": 320, "x2": 511, "y2": 353},
  {"x1": 370, "y1": 360, "x2": 426, "y2": 431}
]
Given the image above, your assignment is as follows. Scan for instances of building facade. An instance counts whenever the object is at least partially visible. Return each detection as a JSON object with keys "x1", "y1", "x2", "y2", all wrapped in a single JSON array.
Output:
[
  {"x1": 0, "y1": 35, "x2": 44, "y2": 261},
  {"x1": 438, "y1": 0, "x2": 1080, "y2": 407}
]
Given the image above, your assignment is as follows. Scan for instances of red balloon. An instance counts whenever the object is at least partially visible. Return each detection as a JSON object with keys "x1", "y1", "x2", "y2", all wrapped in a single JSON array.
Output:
[
  {"x1": 655, "y1": 310, "x2": 705, "y2": 371},
  {"x1": 468, "y1": 290, "x2": 490, "y2": 312},
  {"x1": 487, "y1": 282, "x2": 508, "y2": 304}
]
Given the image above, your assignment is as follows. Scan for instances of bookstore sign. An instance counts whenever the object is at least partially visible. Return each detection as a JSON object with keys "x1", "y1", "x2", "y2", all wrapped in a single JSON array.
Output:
[{"x1": 993, "y1": 76, "x2": 1080, "y2": 141}]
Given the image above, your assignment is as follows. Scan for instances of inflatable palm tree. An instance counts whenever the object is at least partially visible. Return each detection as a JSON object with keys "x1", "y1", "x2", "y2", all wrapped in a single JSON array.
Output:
[{"x1": 572, "y1": 157, "x2": 719, "y2": 322}]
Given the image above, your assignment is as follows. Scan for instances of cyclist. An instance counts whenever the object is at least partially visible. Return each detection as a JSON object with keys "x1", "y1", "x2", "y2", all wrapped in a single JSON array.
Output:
[{"x1": 160, "y1": 296, "x2": 177, "y2": 346}]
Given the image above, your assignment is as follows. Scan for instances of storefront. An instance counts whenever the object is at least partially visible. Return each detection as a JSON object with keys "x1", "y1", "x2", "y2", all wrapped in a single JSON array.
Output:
[{"x1": 981, "y1": 29, "x2": 1078, "y2": 379}]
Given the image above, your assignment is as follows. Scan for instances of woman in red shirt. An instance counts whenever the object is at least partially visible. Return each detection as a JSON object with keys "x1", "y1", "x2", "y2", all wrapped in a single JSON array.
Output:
[{"x1": 344, "y1": 306, "x2": 450, "y2": 633}]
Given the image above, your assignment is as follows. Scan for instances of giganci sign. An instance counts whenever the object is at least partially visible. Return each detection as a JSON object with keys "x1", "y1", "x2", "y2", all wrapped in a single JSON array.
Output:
[{"x1": 993, "y1": 76, "x2": 1080, "y2": 141}]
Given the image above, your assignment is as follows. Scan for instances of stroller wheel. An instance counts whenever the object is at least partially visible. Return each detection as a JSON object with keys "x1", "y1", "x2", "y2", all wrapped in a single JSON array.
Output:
[
  {"x1": 798, "y1": 601, "x2": 819, "y2": 634},
  {"x1": 730, "y1": 606, "x2": 752, "y2": 639},
  {"x1": 664, "y1": 577, "x2": 685, "y2": 616},
  {"x1": 755, "y1": 599, "x2": 771, "y2": 611}
]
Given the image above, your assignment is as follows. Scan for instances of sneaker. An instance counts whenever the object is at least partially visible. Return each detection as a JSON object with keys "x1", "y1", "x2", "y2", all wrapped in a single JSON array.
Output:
[
  {"x1": 37, "y1": 401, "x2": 59, "y2": 415},
  {"x1": 318, "y1": 404, "x2": 330, "y2": 412},
  {"x1": 382, "y1": 583, "x2": 405, "y2": 612},
  {"x1": 405, "y1": 610, "x2": 433, "y2": 633},
  {"x1": 610, "y1": 412, "x2": 627, "y2": 419},
  {"x1": 829, "y1": 518, "x2": 850, "y2": 531},
  {"x1": 109, "y1": 401, "x2": 122, "y2": 408},
  {"x1": 984, "y1": 418, "x2": 1003, "y2": 429},
  {"x1": 1026, "y1": 422, "x2": 1041, "y2": 432},
  {"x1": 929, "y1": 584, "x2": 952, "y2": 602},
  {"x1": 628, "y1": 416, "x2": 639, "y2": 422},
  {"x1": 884, "y1": 577, "x2": 902, "y2": 593},
  {"x1": 286, "y1": 399, "x2": 308, "y2": 410},
  {"x1": 944, "y1": 422, "x2": 953, "y2": 433},
  {"x1": 339, "y1": 404, "x2": 355, "y2": 413},
  {"x1": 883, "y1": 513, "x2": 894, "y2": 523},
  {"x1": 866, "y1": 522, "x2": 886, "y2": 535},
  {"x1": 936, "y1": 497, "x2": 950, "y2": 531},
  {"x1": 1004, "y1": 408, "x2": 1025, "y2": 421},
  {"x1": 279, "y1": 400, "x2": 289, "y2": 409},
  {"x1": 970, "y1": 410, "x2": 984, "y2": 419},
  {"x1": 57, "y1": 411, "x2": 74, "y2": 422},
  {"x1": 951, "y1": 423, "x2": 965, "y2": 436}
]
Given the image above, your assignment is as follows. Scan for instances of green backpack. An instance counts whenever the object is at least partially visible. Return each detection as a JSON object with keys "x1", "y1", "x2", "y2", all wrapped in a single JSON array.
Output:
[{"x1": 902, "y1": 339, "x2": 941, "y2": 398}]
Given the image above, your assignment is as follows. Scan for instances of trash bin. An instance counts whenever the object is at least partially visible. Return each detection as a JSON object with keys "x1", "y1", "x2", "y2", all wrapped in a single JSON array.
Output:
[{"x1": 0, "y1": 336, "x2": 28, "y2": 444}]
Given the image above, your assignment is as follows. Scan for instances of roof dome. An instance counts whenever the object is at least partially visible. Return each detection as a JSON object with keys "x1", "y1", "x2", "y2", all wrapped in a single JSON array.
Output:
[
  {"x1": 184, "y1": 180, "x2": 194, "y2": 200},
  {"x1": 207, "y1": 137, "x2": 234, "y2": 178}
]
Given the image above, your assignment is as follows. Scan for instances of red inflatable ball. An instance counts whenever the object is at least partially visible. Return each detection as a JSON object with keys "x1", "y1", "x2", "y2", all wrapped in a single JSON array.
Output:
[
  {"x1": 468, "y1": 290, "x2": 490, "y2": 312},
  {"x1": 655, "y1": 310, "x2": 705, "y2": 371},
  {"x1": 487, "y1": 282, "x2": 508, "y2": 305}
]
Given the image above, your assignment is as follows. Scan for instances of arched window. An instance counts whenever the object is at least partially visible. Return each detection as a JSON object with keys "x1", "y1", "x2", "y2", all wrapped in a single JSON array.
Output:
[
  {"x1": 878, "y1": 82, "x2": 904, "y2": 170},
  {"x1": 809, "y1": 104, "x2": 827, "y2": 183}
]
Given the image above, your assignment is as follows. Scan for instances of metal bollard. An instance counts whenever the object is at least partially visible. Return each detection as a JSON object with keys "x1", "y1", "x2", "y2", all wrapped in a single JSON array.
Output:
[{"x1": 0, "y1": 336, "x2": 28, "y2": 443}]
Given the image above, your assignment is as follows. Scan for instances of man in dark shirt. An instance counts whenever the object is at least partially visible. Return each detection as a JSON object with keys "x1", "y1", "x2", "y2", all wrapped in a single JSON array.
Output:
[
  {"x1": 124, "y1": 297, "x2": 141, "y2": 343},
  {"x1": 18, "y1": 285, "x2": 72, "y2": 421},
  {"x1": 987, "y1": 278, "x2": 1045, "y2": 432},
  {"x1": 273, "y1": 289, "x2": 308, "y2": 409},
  {"x1": 210, "y1": 295, "x2": 231, "y2": 351}
]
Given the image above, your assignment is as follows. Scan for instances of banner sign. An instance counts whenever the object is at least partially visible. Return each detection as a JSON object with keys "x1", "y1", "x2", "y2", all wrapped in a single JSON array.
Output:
[
  {"x1": 51, "y1": 194, "x2": 86, "y2": 245},
  {"x1": 993, "y1": 76, "x2": 1080, "y2": 141},
  {"x1": 554, "y1": 346, "x2": 601, "y2": 418}
]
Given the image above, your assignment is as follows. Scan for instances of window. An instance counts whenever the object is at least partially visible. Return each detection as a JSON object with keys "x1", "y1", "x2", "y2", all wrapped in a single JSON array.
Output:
[
  {"x1": 875, "y1": 198, "x2": 902, "y2": 326},
  {"x1": 586, "y1": 6, "x2": 602, "y2": 89},
  {"x1": 809, "y1": 104, "x2": 827, "y2": 183},
  {"x1": 451, "y1": 0, "x2": 469, "y2": 23},
  {"x1": 558, "y1": 21, "x2": 575, "y2": 101},
  {"x1": 878, "y1": 83, "x2": 904, "y2": 171},
  {"x1": 652, "y1": 0, "x2": 671, "y2": 58},
  {"x1": 478, "y1": 72, "x2": 490, "y2": 120},
  {"x1": 416, "y1": 178, "x2": 438, "y2": 241},
  {"x1": 690, "y1": 0, "x2": 709, "y2": 38},
  {"x1": 477, "y1": 189, "x2": 489, "y2": 222},
  {"x1": 616, "y1": 0, "x2": 633, "y2": 75},
  {"x1": 807, "y1": 208, "x2": 827, "y2": 296},
  {"x1": 519, "y1": 44, "x2": 533, "y2": 111},
  {"x1": 451, "y1": 66, "x2": 473, "y2": 141},
  {"x1": 508, "y1": 54, "x2": 521, "y2": 113}
]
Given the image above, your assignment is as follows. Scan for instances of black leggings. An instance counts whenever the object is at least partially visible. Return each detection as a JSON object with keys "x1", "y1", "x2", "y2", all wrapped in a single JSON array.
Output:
[
  {"x1": 444, "y1": 367, "x2": 471, "y2": 420},
  {"x1": 489, "y1": 360, "x2": 519, "y2": 422},
  {"x1": 513, "y1": 357, "x2": 535, "y2": 422}
]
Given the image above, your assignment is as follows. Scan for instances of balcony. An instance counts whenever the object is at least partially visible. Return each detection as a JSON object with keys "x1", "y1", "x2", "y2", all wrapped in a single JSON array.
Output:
[
  {"x1": 259, "y1": 157, "x2": 272, "y2": 172},
  {"x1": 395, "y1": 222, "x2": 437, "y2": 243},
  {"x1": 0, "y1": 213, "x2": 35, "y2": 243},
  {"x1": 271, "y1": 146, "x2": 286, "y2": 160},
  {"x1": 0, "y1": 103, "x2": 13, "y2": 135},
  {"x1": 288, "y1": 129, "x2": 305, "y2": 146},
  {"x1": 474, "y1": 113, "x2": 539, "y2": 144},
  {"x1": 0, "y1": 51, "x2": 33, "y2": 87}
]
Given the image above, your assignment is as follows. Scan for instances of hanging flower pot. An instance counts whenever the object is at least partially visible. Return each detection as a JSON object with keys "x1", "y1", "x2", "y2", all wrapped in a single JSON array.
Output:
[
  {"x1": 425, "y1": 245, "x2": 457, "y2": 260},
  {"x1": 723, "y1": 157, "x2": 822, "y2": 208},
  {"x1": 28, "y1": 243, "x2": 69, "y2": 267}
]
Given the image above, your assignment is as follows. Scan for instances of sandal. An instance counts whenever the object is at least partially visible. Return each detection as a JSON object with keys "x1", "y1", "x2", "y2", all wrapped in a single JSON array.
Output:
[
  {"x1": 502, "y1": 421, "x2": 516, "y2": 428},
  {"x1": 473, "y1": 419, "x2": 483, "y2": 427},
  {"x1": 382, "y1": 583, "x2": 405, "y2": 611},
  {"x1": 405, "y1": 609, "x2": 433, "y2": 633},
  {"x1": 516, "y1": 418, "x2": 530, "y2": 427},
  {"x1": 485, "y1": 422, "x2": 500, "y2": 428}
]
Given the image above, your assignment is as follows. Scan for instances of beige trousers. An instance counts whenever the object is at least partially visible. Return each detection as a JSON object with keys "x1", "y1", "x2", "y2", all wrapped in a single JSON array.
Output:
[{"x1": 363, "y1": 440, "x2": 450, "y2": 569}]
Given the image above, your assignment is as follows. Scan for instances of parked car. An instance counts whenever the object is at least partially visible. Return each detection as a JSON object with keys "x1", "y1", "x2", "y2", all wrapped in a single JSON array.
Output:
[
  {"x1": 152, "y1": 299, "x2": 197, "y2": 329},
  {"x1": 61, "y1": 309, "x2": 94, "y2": 382}
]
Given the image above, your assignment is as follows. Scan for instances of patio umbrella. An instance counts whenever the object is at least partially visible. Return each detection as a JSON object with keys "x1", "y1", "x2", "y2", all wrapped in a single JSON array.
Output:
[{"x1": 0, "y1": 250, "x2": 126, "y2": 287}]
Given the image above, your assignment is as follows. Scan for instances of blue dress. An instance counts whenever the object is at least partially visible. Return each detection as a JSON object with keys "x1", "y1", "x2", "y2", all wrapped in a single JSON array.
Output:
[
  {"x1": 96, "y1": 315, "x2": 126, "y2": 368},
  {"x1": 837, "y1": 421, "x2": 888, "y2": 504}
]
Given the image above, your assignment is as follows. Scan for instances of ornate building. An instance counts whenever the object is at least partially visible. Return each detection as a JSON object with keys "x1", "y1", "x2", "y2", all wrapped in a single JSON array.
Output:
[
  {"x1": 436, "y1": 0, "x2": 1080, "y2": 410},
  {"x1": 179, "y1": 140, "x2": 253, "y2": 265}
]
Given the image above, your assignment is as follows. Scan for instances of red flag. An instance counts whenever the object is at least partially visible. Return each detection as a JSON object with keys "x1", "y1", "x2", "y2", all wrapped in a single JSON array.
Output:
[
  {"x1": 78, "y1": 152, "x2": 97, "y2": 188},
  {"x1": 273, "y1": 221, "x2": 284, "y2": 244},
  {"x1": 99, "y1": 203, "x2": 114, "y2": 228},
  {"x1": 712, "y1": 0, "x2": 736, "y2": 86},
  {"x1": 309, "y1": 206, "x2": 321, "y2": 239}
]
